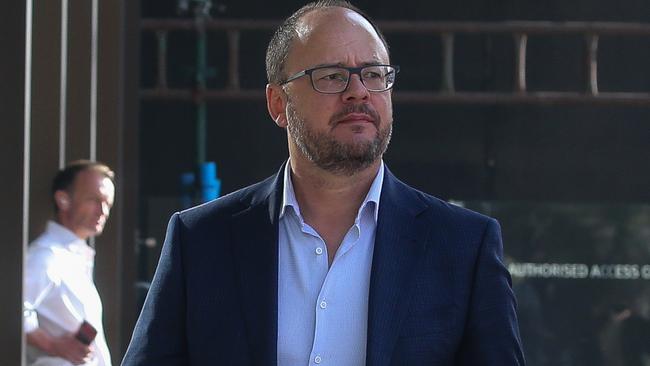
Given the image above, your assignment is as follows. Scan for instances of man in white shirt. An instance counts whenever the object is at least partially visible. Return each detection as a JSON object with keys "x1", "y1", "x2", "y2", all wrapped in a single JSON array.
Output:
[{"x1": 24, "y1": 160, "x2": 115, "y2": 366}]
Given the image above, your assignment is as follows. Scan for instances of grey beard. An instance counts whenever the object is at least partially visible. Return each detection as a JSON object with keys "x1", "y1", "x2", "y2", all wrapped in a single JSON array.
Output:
[{"x1": 286, "y1": 102, "x2": 392, "y2": 176}]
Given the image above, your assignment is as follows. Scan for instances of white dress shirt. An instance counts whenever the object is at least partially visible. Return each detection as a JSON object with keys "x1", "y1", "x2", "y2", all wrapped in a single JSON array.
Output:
[
  {"x1": 278, "y1": 162, "x2": 384, "y2": 366},
  {"x1": 24, "y1": 221, "x2": 112, "y2": 366}
]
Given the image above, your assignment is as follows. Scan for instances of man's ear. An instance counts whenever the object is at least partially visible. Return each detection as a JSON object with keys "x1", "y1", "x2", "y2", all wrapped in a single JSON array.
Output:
[
  {"x1": 54, "y1": 190, "x2": 71, "y2": 211},
  {"x1": 266, "y1": 84, "x2": 288, "y2": 128}
]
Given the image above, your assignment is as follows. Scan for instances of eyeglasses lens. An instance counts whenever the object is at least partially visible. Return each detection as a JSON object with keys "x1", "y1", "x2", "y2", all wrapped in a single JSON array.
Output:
[{"x1": 311, "y1": 66, "x2": 396, "y2": 93}]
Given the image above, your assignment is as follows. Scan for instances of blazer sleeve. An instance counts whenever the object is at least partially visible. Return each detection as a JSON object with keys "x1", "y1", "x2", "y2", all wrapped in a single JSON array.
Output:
[
  {"x1": 456, "y1": 218, "x2": 526, "y2": 366},
  {"x1": 122, "y1": 213, "x2": 188, "y2": 365}
]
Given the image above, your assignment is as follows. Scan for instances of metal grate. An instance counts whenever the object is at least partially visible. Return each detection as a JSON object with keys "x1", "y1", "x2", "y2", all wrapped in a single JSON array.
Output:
[{"x1": 140, "y1": 19, "x2": 650, "y2": 106}]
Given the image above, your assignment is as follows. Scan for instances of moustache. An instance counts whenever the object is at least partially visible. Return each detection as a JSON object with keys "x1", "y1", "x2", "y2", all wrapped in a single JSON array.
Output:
[{"x1": 329, "y1": 104, "x2": 381, "y2": 127}]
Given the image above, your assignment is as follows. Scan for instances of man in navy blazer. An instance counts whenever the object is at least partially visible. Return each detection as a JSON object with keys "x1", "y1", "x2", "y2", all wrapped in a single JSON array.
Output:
[{"x1": 123, "y1": 1, "x2": 525, "y2": 365}]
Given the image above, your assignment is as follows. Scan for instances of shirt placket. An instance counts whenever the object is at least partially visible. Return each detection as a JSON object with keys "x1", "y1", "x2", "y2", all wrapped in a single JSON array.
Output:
[
  {"x1": 308, "y1": 223, "x2": 361, "y2": 365},
  {"x1": 310, "y1": 247, "x2": 331, "y2": 366}
]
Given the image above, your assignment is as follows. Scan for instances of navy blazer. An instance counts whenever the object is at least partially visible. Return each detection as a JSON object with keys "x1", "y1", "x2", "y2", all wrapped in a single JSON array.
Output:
[{"x1": 122, "y1": 165, "x2": 525, "y2": 365}]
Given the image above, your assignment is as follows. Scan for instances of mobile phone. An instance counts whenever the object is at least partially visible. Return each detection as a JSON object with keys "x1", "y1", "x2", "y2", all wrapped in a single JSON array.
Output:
[{"x1": 75, "y1": 320, "x2": 97, "y2": 345}]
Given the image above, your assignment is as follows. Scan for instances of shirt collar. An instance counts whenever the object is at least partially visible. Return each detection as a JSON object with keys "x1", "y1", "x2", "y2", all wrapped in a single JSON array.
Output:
[
  {"x1": 279, "y1": 161, "x2": 301, "y2": 219},
  {"x1": 280, "y1": 160, "x2": 385, "y2": 223},
  {"x1": 43, "y1": 220, "x2": 94, "y2": 254}
]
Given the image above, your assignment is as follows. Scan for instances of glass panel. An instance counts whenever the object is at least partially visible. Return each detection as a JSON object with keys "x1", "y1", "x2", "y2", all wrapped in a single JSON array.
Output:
[{"x1": 460, "y1": 201, "x2": 650, "y2": 366}]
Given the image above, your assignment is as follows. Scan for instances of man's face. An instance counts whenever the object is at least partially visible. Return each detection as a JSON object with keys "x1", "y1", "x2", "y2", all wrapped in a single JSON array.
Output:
[
  {"x1": 58, "y1": 170, "x2": 115, "y2": 240},
  {"x1": 279, "y1": 8, "x2": 393, "y2": 175}
]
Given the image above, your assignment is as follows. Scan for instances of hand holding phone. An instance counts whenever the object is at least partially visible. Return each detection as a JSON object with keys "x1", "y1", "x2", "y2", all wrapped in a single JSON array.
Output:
[{"x1": 75, "y1": 320, "x2": 97, "y2": 345}]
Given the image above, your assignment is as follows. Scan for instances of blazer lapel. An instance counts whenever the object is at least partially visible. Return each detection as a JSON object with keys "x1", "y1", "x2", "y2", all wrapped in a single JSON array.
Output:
[
  {"x1": 367, "y1": 169, "x2": 429, "y2": 366},
  {"x1": 229, "y1": 168, "x2": 283, "y2": 366}
]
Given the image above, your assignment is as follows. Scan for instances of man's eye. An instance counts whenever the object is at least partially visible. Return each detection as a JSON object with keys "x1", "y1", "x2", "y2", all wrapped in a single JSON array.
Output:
[
  {"x1": 320, "y1": 72, "x2": 347, "y2": 81},
  {"x1": 363, "y1": 71, "x2": 382, "y2": 79}
]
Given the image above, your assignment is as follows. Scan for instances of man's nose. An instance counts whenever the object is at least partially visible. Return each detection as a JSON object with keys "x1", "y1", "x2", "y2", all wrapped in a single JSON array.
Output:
[{"x1": 342, "y1": 74, "x2": 369, "y2": 101}]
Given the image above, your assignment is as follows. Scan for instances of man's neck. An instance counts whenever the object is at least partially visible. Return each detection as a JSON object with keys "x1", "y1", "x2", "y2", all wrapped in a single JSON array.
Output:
[
  {"x1": 289, "y1": 156, "x2": 380, "y2": 229},
  {"x1": 54, "y1": 218, "x2": 90, "y2": 241},
  {"x1": 289, "y1": 155, "x2": 381, "y2": 265}
]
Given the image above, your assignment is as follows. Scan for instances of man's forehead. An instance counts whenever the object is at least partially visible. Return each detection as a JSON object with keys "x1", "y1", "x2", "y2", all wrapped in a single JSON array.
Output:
[
  {"x1": 294, "y1": 7, "x2": 381, "y2": 47},
  {"x1": 73, "y1": 170, "x2": 114, "y2": 191},
  {"x1": 289, "y1": 7, "x2": 388, "y2": 67}
]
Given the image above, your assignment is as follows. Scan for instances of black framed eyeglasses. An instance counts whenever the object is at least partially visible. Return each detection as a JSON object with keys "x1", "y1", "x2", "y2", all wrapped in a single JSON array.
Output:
[{"x1": 280, "y1": 64, "x2": 400, "y2": 94}]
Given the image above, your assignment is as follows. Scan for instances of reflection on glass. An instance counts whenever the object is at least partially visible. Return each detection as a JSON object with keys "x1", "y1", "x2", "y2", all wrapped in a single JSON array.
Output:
[{"x1": 461, "y1": 202, "x2": 650, "y2": 366}]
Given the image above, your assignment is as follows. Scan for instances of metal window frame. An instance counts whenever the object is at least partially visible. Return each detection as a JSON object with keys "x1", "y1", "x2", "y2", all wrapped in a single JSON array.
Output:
[{"x1": 140, "y1": 19, "x2": 650, "y2": 106}]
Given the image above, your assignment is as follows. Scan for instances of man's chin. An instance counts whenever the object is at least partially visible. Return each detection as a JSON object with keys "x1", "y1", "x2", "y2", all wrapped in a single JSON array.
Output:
[
  {"x1": 91, "y1": 225, "x2": 105, "y2": 236},
  {"x1": 333, "y1": 127, "x2": 376, "y2": 141}
]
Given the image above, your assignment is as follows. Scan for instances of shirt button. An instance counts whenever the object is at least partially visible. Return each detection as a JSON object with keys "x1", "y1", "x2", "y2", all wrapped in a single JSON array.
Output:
[
  {"x1": 320, "y1": 300, "x2": 327, "y2": 309},
  {"x1": 315, "y1": 247, "x2": 323, "y2": 255},
  {"x1": 314, "y1": 355, "x2": 322, "y2": 364}
]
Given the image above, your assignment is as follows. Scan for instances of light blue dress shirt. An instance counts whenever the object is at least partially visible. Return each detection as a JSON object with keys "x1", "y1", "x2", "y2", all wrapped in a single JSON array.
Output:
[{"x1": 277, "y1": 161, "x2": 385, "y2": 366}]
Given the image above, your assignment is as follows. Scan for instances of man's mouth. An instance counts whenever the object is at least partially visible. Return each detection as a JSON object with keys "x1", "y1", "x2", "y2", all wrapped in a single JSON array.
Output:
[
  {"x1": 330, "y1": 105, "x2": 381, "y2": 128},
  {"x1": 336, "y1": 113, "x2": 375, "y2": 125}
]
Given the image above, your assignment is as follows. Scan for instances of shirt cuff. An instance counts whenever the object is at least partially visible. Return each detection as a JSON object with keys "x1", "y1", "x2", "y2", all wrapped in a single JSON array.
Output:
[{"x1": 23, "y1": 303, "x2": 39, "y2": 333}]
